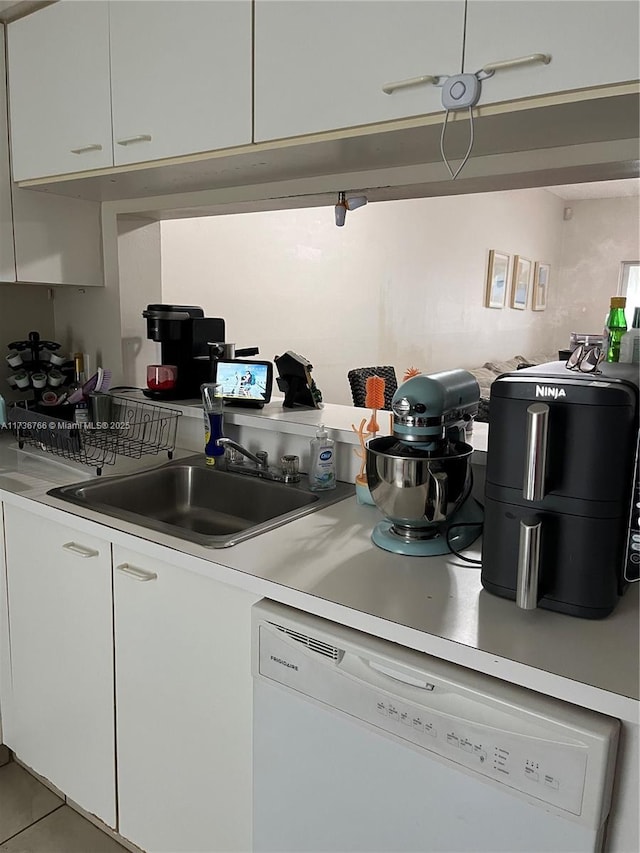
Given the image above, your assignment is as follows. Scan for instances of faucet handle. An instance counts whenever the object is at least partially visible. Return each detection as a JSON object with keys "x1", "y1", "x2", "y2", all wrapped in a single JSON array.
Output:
[
  {"x1": 256, "y1": 451, "x2": 269, "y2": 468},
  {"x1": 225, "y1": 446, "x2": 242, "y2": 464},
  {"x1": 281, "y1": 455, "x2": 300, "y2": 477}
]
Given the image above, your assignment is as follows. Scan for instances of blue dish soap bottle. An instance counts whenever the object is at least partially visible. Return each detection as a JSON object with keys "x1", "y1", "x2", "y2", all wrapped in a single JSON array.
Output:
[
  {"x1": 201, "y1": 383, "x2": 225, "y2": 466},
  {"x1": 308, "y1": 424, "x2": 336, "y2": 491}
]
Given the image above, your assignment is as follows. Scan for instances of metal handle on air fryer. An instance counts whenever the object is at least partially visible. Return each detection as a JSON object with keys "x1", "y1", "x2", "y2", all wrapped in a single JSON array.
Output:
[
  {"x1": 523, "y1": 402, "x2": 549, "y2": 501},
  {"x1": 516, "y1": 519, "x2": 541, "y2": 610}
]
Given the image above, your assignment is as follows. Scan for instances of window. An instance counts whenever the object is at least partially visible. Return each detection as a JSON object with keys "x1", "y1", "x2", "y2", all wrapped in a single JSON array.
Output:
[{"x1": 619, "y1": 261, "x2": 640, "y2": 325}]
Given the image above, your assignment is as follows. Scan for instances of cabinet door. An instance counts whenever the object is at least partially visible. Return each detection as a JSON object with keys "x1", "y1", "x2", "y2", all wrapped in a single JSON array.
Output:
[
  {"x1": 12, "y1": 189, "x2": 104, "y2": 286},
  {"x1": 7, "y1": 1, "x2": 112, "y2": 181},
  {"x1": 2, "y1": 505, "x2": 116, "y2": 827},
  {"x1": 464, "y1": 0, "x2": 640, "y2": 105},
  {"x1": 0, "y1": 502, "x2": 10, "y2": 745},
  {"x1": 0, "y1": 27, "x2": 16, "y2": 283},
  {"x1": 254, "y1": 0, "x2": 465, "y2": 142},
  {"x1": 114, "y1": 545, "x2": 258, "y2": 853},
  {"x1": 110, "y1": 1, "x2": 252, "y2": 166}
]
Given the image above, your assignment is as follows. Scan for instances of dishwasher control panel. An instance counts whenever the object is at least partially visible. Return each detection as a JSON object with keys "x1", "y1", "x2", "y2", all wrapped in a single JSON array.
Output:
[
  {"x1": 371, "y1": 694, "x2": 583, "y2": 813},
  {"x1": 254, "y1": 608, "x2": 619, "y2": 831}
]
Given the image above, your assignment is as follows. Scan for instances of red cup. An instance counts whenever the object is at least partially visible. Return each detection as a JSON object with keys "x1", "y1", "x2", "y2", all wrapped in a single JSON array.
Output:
[{"x1": 147, "y1": 364, "x2": 177, "y2": 392}]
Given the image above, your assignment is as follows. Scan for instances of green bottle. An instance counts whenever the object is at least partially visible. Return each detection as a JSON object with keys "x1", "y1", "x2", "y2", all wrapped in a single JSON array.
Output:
[{"x1": 605, "y1": 296, "x2": 627, "y2": 363}]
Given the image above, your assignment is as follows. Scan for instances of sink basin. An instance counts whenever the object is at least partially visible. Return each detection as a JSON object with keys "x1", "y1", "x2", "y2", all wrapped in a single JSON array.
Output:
[{"x1": 47, "y1": 454, "x2": 354, "y2": 547}]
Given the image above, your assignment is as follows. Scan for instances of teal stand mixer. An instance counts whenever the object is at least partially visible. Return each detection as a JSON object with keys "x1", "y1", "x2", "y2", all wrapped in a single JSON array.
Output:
[{"x1": 366, "y1": 369, "x2": 484, "y2": 557}]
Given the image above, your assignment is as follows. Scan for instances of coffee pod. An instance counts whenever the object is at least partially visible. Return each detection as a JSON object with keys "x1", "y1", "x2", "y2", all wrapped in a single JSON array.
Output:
[
  {"x1": 32, "y1": 372, "x2": 47, "y2": 389},
  {"x1": 49, "y1": 352, "x2": 66, "y2": 367},
  {"x1": 6, "y1": 351, "x2": 22, "y2": 368},
  {"x1": 14, "y1": 370, "x2": 29, "y2": 388},
  {"x1": 48, "y1": 369, "x2": 65, "y2": 387}
]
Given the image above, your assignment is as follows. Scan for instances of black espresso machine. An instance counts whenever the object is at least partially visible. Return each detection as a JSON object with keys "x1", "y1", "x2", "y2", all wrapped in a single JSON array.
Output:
[{"x1": 481, "y1": 361, "x2": 639, "y2": 619}]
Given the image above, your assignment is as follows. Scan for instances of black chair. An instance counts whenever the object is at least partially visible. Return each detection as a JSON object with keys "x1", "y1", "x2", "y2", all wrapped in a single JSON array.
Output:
[{"x1": 347, "y1": 366, "x2": 398, "y2": 410}]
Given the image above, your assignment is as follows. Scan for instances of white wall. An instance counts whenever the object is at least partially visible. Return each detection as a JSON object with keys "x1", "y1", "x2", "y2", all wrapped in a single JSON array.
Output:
[
  {"x1": 117, "y1": 218, "x2": 162, "y2": 389},
  {"x1": 161, "y1": 188, "x2": 565, "y2": 405},
  {"x1": 552, "y1": 196, "x2": 640, "y2": 341},
  {"x1": 0, "y1": 283, "x2": 55, "y2": 401},
  {"x1": 53, "y1": 216, "x2": 161, "y2": 389}
]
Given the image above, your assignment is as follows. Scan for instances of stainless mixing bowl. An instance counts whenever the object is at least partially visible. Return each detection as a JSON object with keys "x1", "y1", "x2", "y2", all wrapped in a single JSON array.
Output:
[{"x1": 366, "y1": 436, "x2": 473, "y2": 535}]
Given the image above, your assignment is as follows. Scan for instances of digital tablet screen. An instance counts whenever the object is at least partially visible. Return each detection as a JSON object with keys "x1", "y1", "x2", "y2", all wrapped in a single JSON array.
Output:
[{"x1": 214, "y1": 360, "x2": 273, "y2": 404}]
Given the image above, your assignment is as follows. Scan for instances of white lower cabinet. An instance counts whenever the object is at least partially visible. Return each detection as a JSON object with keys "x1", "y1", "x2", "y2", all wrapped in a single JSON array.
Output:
[
  {"x1": 113, "y1": 544, "x2": 259, "y2": 853},
  {"x1": 0, "y1": 499, "x2": 258, "y2": 851},
  {"x1": 0, "y1": 503, "x2": 10, "y2": 745},
  {"x1": 1, "y1": 504, "x2": 116, "y2": 826}
]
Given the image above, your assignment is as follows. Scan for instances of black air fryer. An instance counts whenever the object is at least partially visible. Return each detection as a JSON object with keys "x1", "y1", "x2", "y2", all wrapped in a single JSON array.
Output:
[{"x1": 481, "y1": 361, "x2": 639, "y2": 619}]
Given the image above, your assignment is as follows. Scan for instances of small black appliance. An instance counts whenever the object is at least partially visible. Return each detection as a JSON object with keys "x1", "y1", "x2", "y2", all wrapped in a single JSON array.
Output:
[
  {"x1": 481, "y1": 361, "x2": 639, "y2": 619},
  {"x1": 142, "y1": 304, "x2": 225, "y2": 400}
]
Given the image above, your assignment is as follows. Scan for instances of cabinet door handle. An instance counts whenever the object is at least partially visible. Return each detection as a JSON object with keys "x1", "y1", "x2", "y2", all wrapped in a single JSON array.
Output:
[
  {"x1": 115, "y1": 562, "x2": 157, "y2": 582},
  {"x1": 62, "y1": 541, "x2": 99, "y2": 558},
  {"x1": 481, "y1": 53, "x2": 551, "y2": 75},
  {"x1": 70, "y1": 143, "x2": 103, "y2": 154},
  {"x1": 382, "y1": 74, "x2": 438, "y2": 95},
  {"x1": 116, "y1": 134, "x2": 152, "y2": 146}
]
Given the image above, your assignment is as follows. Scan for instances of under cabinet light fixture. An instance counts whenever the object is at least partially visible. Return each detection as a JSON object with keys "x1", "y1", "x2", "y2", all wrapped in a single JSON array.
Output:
[{"x1": 335, "y1": 191, "x2": 368, "y2": 227}]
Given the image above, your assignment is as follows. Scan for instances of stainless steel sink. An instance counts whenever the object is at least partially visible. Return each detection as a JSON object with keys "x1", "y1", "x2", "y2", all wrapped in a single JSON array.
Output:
[{"x1": 47, "y1": 454, "x2": 354, "y2": 547}]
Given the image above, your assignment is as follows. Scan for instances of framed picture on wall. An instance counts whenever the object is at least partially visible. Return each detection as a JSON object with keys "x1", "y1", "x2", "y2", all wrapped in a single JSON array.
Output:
[
  {"x1": 532, "y1": 262, "x2": 550, "y2": 311},
  {"x1": 510, "y1": 255, "x2": 532, "y2": 310},
  {"x1": 485, "y1": 250, "x2": 510, "y2": 308}
]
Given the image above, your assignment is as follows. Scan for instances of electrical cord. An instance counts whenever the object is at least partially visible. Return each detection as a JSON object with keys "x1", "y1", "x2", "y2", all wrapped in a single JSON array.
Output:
[
  {"x1": 443, "y1": 465, "x2": 484, "y2": 564},
  {"x1": 439, "y1": 106, "x2": 475, "y2": 180},
  {"x1": 445, "y1": 515, "x2": 484, "y2": 565}
]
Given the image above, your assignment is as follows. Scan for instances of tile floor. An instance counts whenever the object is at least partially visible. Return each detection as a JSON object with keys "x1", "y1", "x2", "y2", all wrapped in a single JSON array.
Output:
[{"x1": 0, "y1": 760, "x2": 128, "y2": 853}]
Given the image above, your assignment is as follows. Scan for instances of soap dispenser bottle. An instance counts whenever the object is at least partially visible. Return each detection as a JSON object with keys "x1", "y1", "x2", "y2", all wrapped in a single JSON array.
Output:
[
  {"x1": 201, "y1": 383, "x2": 225, "y2": 466},
  {"x1": 309, "y1": 424, "x2": 336, "y2": 491}
]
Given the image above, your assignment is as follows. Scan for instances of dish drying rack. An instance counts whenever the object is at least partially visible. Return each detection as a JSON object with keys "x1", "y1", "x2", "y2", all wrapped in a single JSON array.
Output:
[{"x1": 8, "y1": 395, "x2": 182, "y2": 475}]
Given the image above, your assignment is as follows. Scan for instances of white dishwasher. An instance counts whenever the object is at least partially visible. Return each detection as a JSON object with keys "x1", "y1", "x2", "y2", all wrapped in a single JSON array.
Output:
[{"x1": 252, "y1": 600, "x2": 619, "y2": 853}]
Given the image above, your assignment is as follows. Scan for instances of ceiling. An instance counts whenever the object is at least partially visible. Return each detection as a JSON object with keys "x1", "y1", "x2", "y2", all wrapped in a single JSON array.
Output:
[{"x1": 545, "y1": 178, "x2": 640, "y2": 200}]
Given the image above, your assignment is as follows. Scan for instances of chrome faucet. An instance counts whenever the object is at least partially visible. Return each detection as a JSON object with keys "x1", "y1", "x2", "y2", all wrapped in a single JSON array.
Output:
[{"x1": 216, "y1": 437, "x2": 300, "y2": 483}]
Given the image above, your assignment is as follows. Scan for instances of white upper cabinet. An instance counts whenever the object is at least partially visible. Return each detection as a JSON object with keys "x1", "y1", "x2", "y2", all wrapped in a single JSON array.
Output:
[
  {"x1": 11, "y1": 190, "x2": 104, "y2": 286},
  {"x1": 8, "y1": 0, "x2": 252, "y2": 181},
  {"x1": 0, "y1": 27, "x2": 15, "y2": 281},
  {"x1": 1, "y1": 22, "x2": 102, "y2": 285},
  {"x1": 254, "y1": 0, "x2": 466, "y2": 142},
  {"x1": 464, "y1": 1, "x2": 640, "y2": 105},
  {"x1": 7, "y1": 1, "x2": 112, "y2": 182},
  {"x1": 110, "y1": 1, "x2": 252, "y2": 166}
]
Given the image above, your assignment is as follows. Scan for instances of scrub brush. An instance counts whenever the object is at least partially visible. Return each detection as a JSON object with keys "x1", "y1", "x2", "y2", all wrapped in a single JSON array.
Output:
[
  {"x1": 364, "y1": 375, "x2": 385, "y2": 435},
  {"x1": 351, "y1": 418, "x2": 370, "y2": 482},
  {"x1": 403, "y1": 366, "x2": 422, "y2": 381}
]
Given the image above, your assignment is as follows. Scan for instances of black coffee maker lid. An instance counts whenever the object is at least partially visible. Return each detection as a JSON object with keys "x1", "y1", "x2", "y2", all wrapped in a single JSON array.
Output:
[{"x1": 142, "y1": 304, "x2": 205, "y2": 320}]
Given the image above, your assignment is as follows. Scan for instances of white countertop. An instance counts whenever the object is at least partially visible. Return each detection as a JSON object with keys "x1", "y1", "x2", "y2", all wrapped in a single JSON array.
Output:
[{"x1": 0, "y1": 433, "x2": 636, "y2": 723}]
